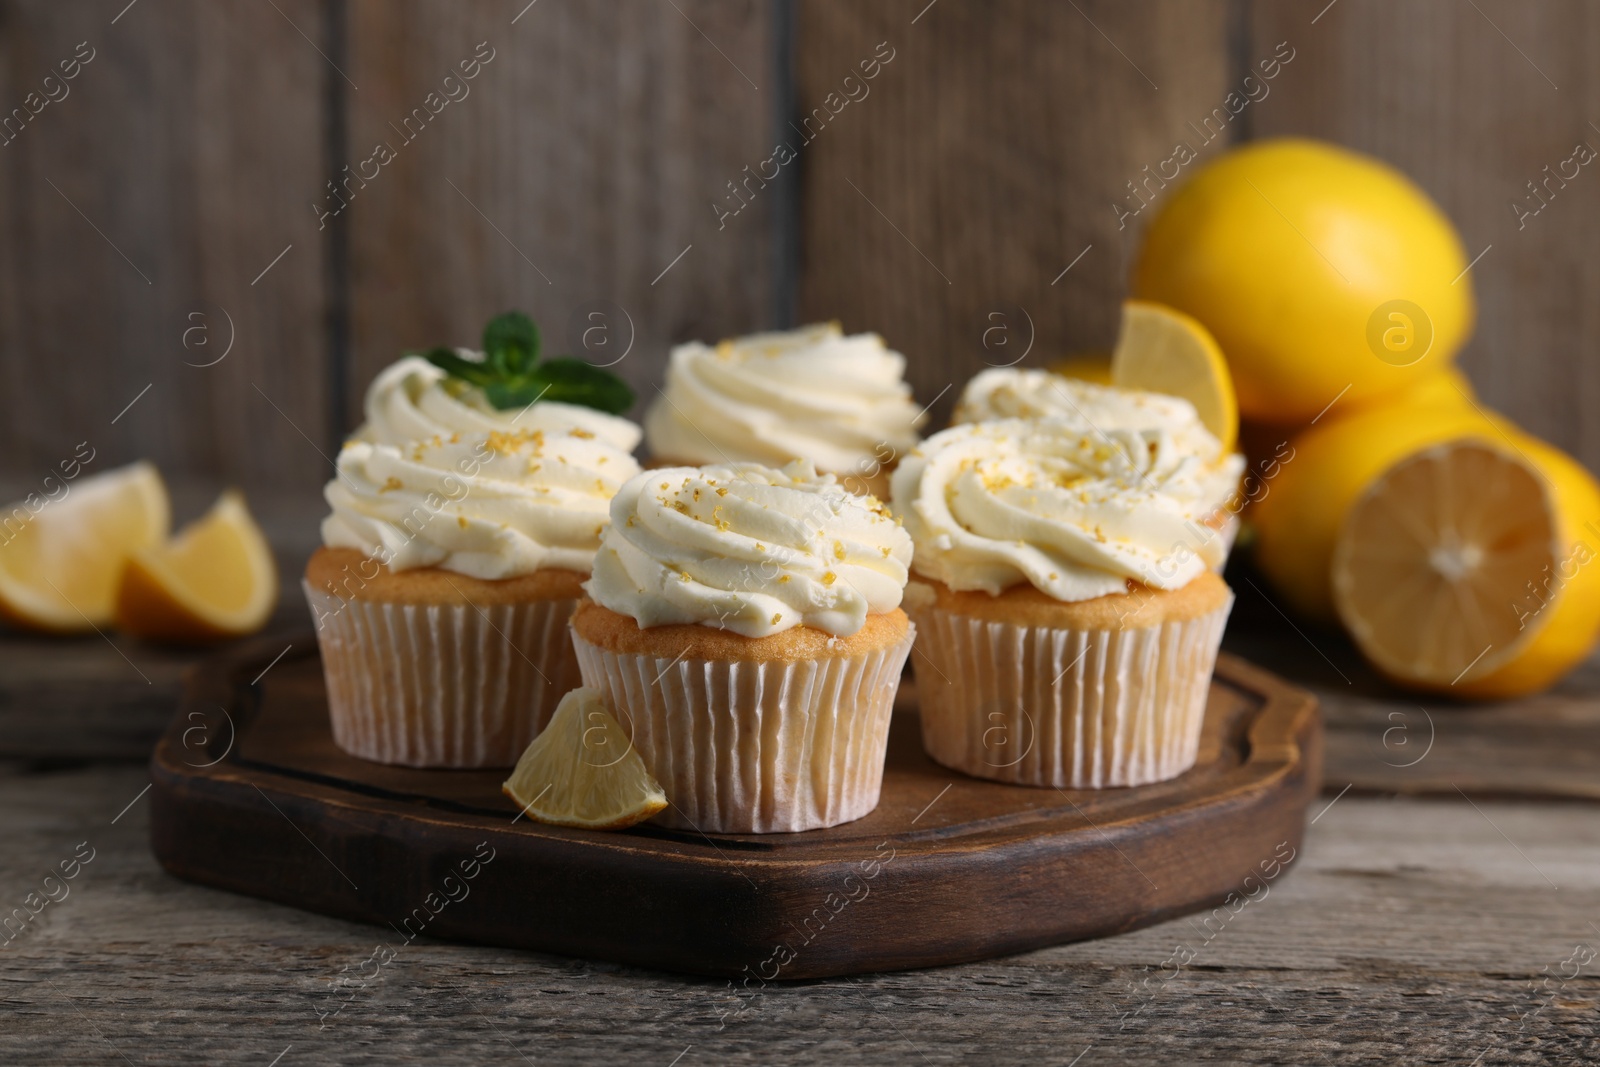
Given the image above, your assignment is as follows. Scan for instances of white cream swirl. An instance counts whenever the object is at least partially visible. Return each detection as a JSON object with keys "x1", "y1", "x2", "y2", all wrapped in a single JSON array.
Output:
[
  {"x1": 892, "y1": 418, "x2": 1245, "y2": 600},
  {"x1": 586, "y1": 461, "x2": 913, "y2": 638},
  {"x1": 322, "y1": 405, "x2": 642, "y2": 579},
  {"x1": 642, "y1": 323, "x2": 925, "y2": 474},
  {"x1": 361, "y1": 355, "x2": 642, "y2": 454},
  {"x1": 953, "y1": 368, "x2": 1226, "y2": 463}
]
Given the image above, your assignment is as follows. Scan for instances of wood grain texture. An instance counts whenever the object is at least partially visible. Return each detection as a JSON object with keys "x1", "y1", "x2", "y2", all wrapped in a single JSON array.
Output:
[
  {"x1": 0, "y1": 479, "x2": 324, "y2": 761},
  {"x1": 1246, "y1": 0, "x2": 1600, "y2": 469},
  {"x1": 6, "y1": 762, "x2": 1599, "y2": 1064},
  {"x1": 0, "y1": 0, "x2": 333, "y2": 492},
  {"x1": 147, "y1": 639, "x2": 1319, "y2": 979},
  {"x1": 796, "y1": 0, "x2": 1236, "y2": 428},
  {"x1": 1225, "y1": 570, "x2": 1600, "y2": 803},
  {"x1": 341, "y1": 0, "x2": 782, "y2": 432}
]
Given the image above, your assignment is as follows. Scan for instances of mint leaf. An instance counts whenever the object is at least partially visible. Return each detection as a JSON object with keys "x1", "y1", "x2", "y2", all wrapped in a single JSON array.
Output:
[
  {"x1": 421, "y1": 311, "x2": 634, "y2": 415},
  {"x1": 482, "y1": 312, "x2": 538, "y2": 376},
  {"x1": 532, "y1": 358, "x2": 635, "y2": 415},
  {"x1": 420, "y1": 347, "x2": 496, "y2": 388},
  {"x1": 484, "y1": 378, "x2": 550, "y2": 410}
]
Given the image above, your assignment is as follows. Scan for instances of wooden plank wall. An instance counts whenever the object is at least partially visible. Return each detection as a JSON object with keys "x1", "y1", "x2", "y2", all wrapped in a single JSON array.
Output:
[
  {"x1": 342, "y1": 0, "x2": 782, "y2": 433},
  {"x1": 799, "y1": 0, "x2": 1600, "y2": 461},
  {"x1": 1, "y1": 0, "x2": 1597, "y2": 496},
  {"x1": 0, "y1": 0, "x2": 781, "y2": 498},
  {"x1": 0, "y1": 0, "x2": 331, "y2": 490},
  {"x1": 796, "y1": 0, "x2": 1236, "y2": 427},
  {"x1": 1246, "y1": 0, "x2": 1600, "y2": 468}
]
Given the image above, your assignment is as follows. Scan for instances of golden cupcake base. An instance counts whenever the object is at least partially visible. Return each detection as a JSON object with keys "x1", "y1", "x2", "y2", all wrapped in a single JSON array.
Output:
[
  {"x1": 907, "y1": 574, "x2": 1234, "y2": 788},
  {"x1": 571, "y1": 601, "x2": 915, "y2": 832},
  {"x1": 303, "y1": 547, "x2": 586, "y2": 768}
]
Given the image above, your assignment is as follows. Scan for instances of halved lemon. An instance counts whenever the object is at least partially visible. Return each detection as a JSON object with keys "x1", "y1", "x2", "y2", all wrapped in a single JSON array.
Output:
[
  {"x1": 0, "y1": 461, "x2": 170, "y2": 632},
  {"x1": 114, "y1": 490, "x2": 278, "y2": 643},
  {"x1": 1110, "y1": 299, "x2": 1239, "y2": 453},
  {"x1": 1332, "y1": 437, "x2": 1600, "y2": 699},
  {"x1": 503, "y1": 688, "x2": 667, "y2": 830},
  {"x1": 1252, "y1": 403, "x2": 1510, "y2": 622}
]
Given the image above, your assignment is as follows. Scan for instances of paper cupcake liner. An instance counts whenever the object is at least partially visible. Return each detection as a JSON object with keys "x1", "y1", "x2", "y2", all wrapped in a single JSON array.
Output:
[
  {"x1": 304, "y1": 583, "x2": 582, "y2": 768},
  {"x1": 571, "y1": 626, "x2": 915, "y2": 833},
  {"x1": 908, "y1": 595, "x2": 1232, "y2": 788}
]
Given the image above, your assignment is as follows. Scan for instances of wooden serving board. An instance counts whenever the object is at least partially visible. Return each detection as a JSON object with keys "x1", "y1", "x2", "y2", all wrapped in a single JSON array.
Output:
[{"x1": 149, "y1": 636, "x2": 1321, "y2": 980}]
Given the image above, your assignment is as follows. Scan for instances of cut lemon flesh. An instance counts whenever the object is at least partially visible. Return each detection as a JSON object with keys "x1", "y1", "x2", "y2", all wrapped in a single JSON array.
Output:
[
  {"x1": 1252, "y1": 403, "x2": 1507, "y2": 622},
  {"x1": 0, "y1": 461, "x2": 169, "y2": 632},
  {"x1": 115, "y1": 490, "x2": 278, "y2": 643},
  {"x1": 503, "y1": 688, "x2": 667, "y2": 830},
  {"x1": 1110, "y1": 299, "x2": 1239, "y2": 453},
  {"x1": 1333, "y1": 438, "x2": 1600, "y2": 697}
]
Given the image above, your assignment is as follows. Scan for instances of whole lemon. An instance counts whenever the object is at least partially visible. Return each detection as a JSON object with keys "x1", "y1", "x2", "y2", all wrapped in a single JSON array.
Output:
[
  {"x1": 1347, "y1": 362, "x2": 1477, "y2": 412},
  {"x1": 1251, "y1": 401, "x2": 1510, "y2": 622},
  {"x1": 1132, "y1": 138, "x2": 1475, "y2": 425},
  {"x1": 1236, "y1": 364, "x2": 1480, "y2": 483}
]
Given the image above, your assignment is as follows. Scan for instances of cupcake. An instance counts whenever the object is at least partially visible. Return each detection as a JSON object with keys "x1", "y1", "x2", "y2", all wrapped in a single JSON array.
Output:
[
  {"x1": 571, "y1": 461, "x2": 915, "y2": 832},
  {"x1": 953, "y1": 367, "x2": 1225, "y2": 453},
  {"x1": 952, "y1": 367, "x2": 1243, "y2": 563},
  {"x1": 893, "y1": 417, "x2": 1244, "y2": 788},
  {"x1": 306, "y1": 313, "x2": 641, "y2": 767},
  {"x1": 642, "y1": 322, "x2": 925, "y2": 499}
]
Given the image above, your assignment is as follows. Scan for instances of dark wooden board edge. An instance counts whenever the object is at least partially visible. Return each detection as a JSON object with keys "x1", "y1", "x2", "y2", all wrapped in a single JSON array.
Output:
[{"x1": 150, "y1": 639, "x2": 1321, "y2": 980}]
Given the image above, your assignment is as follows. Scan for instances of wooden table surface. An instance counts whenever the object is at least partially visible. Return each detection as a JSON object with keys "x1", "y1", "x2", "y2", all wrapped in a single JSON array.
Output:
[{"x1": 4, "y1": 494, "x2": 1599, "y2": 1065}]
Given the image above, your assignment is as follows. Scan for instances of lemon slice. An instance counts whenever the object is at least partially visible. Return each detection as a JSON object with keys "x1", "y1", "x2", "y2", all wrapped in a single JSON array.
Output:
[
  {"x1": 0, "y1": 461, "x2": 169, "y2": 632},
  {"x1": 114, "y1": 490, "x2": 278, "y2": 643},
  {"x1": 1332, "y1": 437, "x2": 1600, "y2": 698},
  {"x1": 1111, "y1": 299, "x2": 1239, "y2": 453},
  {"x1": 503, "y1": 688, "x2": 667, "y2": 830}
]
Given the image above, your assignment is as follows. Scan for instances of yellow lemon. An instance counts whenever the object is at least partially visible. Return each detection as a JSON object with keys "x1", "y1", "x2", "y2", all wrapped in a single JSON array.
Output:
[
  {"x1": 1235, "y1": 365, "x2": 1479, "y2": 497},
  {"x1": 1109, "y1": 300, "x2": 1239, "y2": 453},
  {"x1": 1251, "y1": 402, "x2": 1512, "y2": 622},
  {"x1": 1347, "y1": 363, "x2": 1478, "y2": 414},
  {"x1": 0, "y1": 461, "x2": 169, "y2": 632},
  {"x1": 115, "y1": 490, "x2": 278, "y2": 644},
  {"x1": 1333, "y1": 434, "x2": 1600, "y2": 699},
  {"x1": 1133, "y1": 138, "x2": 1475, "y2": 424},
  {"x1": 1047, "y1": 352, "x2": 1112, "y2": 384},
  {"x1": 503, "y1": 687, "x2": 667, "y2": 830}
]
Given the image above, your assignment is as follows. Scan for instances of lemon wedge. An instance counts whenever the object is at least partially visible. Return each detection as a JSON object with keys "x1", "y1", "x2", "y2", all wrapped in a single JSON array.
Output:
[
  {"x1": 1111, "y1": 299, "x2": 1239, "y2": 454},
  {"x1": 503, "y1": 688, "x2": 668, "y2": 830},
  {"x1": 1332, "y1": 437, "x2": 1600, "y2": 699},
  {"x1": 114, "y1": 490, "x2": 278, "y2": 643},
  {"x1": 0, "y1": 461, "x2": 169, "y2": 632}
]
